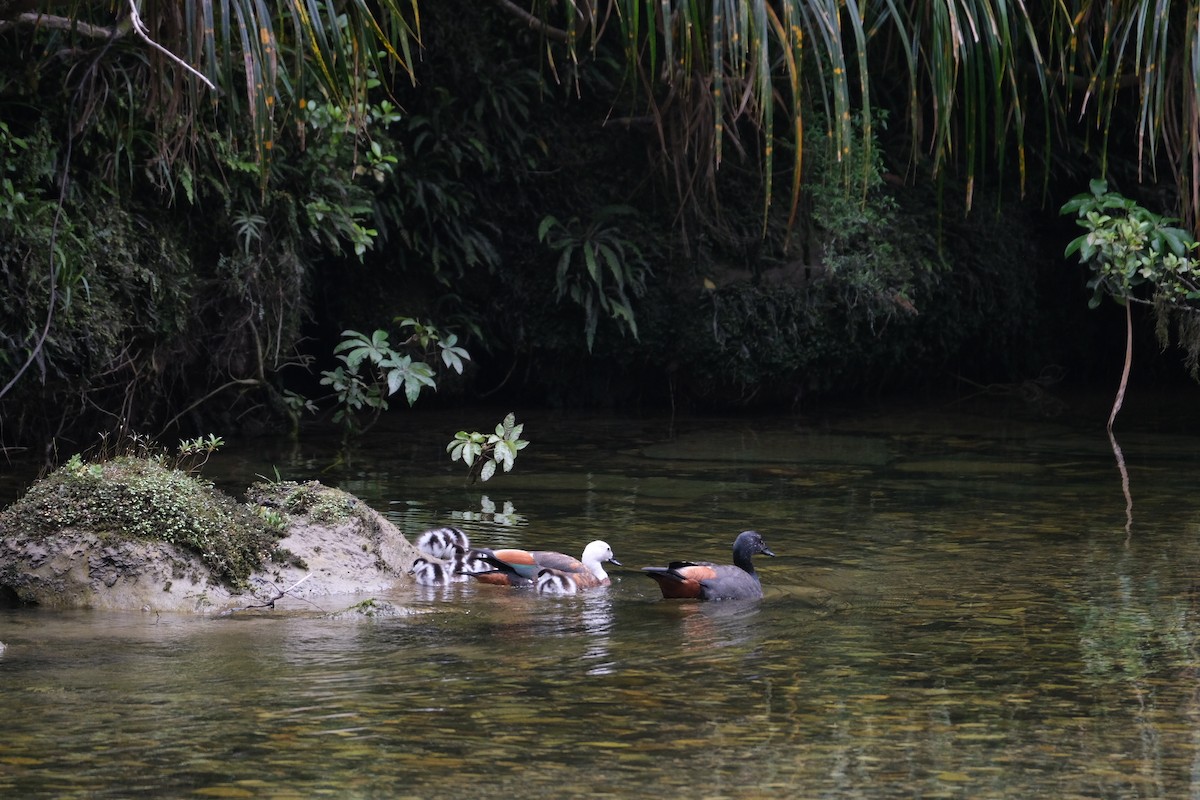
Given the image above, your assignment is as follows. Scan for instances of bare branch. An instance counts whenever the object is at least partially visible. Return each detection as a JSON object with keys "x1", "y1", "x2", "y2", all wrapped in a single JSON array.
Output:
[
  {"x1": 125, "y1": 0, "x2": 215, "y2": 91},
  {"x1": 157, "y1": 377, "x2": 263, "y2": 436},
  {"x1": 0, "y1": 11, "x2": 120, "y2": 38},
  {"x1": 225, "y1": 573, "x2": 318, "y2": 613},
  {"x1": 0, "y1": 6, "x2": 216, "y2": 92},
  {"x1": 488, "y1": 0, "x2": 570, "y2": 43}
]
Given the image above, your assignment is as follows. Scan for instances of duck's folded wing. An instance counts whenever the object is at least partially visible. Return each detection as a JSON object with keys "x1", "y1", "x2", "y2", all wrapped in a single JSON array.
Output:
[
  {"x1": 482, "y1": 549, "x2": 541, "y2": 581},
  {"x1": 665, "y1": 559, "x2": 714, "y2": 570},
  {"x1": 698, "y1": 565, "x2": 763, "y2": 600},
  {"x1": 532, "y1": 551, "x2": 586, "y2": 574}
]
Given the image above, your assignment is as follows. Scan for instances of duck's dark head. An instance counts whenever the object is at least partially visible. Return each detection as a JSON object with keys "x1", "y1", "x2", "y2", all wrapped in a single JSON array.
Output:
[{"x1": 734, "y1": 530, "x2": 775, "y2": 559}]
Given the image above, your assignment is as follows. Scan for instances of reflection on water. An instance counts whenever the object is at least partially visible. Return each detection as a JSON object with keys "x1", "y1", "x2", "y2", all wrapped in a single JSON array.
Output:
[{"x1": 5, "y1": 395, "x2": 1200, "y2": 797}]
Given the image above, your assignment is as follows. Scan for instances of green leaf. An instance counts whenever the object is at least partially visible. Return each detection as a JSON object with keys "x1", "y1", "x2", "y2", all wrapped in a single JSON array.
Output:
[
  {"x1": 1158, "y1": 227, "x2": 1194, "y2": 257},
  {"x1": 480, "y1": 459, "x2": 497, "y2": 482},
  {"x1": 584, "y1": 245, "x2": 600, "y2": 285},
  {"x1": 493, "y1": 440, "x2": 516, "y2": 472},
  {"x1": 1064, "y1": 235, "x2": 1087, "y2": 258},
  {"x1": 537, "y1": 215, "x2": 559, "y2": 241}
]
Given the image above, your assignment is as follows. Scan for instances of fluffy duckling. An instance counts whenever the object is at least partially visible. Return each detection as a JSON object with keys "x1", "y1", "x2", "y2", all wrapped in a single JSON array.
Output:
[
  {"x1": 415, "y1": 526, "x2": 470, "y2": 560},
  {"x1": 409, "y1": 556, "x2": 453, "y2": 586},
  {"x1": 449, "y1": 546, "x2": 493, "y2": 580},
  {"x1": 535, "y1": 568, "x2": 580, "y2": 595}
]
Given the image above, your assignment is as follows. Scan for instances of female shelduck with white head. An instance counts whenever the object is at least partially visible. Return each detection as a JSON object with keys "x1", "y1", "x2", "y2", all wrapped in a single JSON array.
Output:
[
  {"x1": 534, "y1": 541, "x2": 621, "y2": 595},
  {"x1": 474, "y1": 540, "x2": 620, "y2": 589}
]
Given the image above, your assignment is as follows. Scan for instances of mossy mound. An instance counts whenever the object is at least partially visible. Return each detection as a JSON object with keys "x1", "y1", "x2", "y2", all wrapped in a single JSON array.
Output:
[
  {"x1": 1, "y1": 455, "x2": 281, "y2": 589},
  {"x1": 0, "y1": 457, "x2": 424, "y2": 613}
]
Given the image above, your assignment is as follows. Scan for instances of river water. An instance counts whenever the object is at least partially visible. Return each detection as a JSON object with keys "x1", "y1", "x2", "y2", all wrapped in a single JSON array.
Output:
[{"x1": 3, "y1": 392, "x2": 1200, "y2": 798}]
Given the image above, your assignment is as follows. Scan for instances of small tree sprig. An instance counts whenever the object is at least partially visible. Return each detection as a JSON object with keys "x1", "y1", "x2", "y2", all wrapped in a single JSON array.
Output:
[{"x1": 447, "y1": 412, "x2": 529, "y2": 482}]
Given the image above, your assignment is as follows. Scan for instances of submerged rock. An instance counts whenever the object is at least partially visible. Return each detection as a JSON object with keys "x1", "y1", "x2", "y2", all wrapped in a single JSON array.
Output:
[{"x1": 0, "y1": 459, "x2": 422, "y2": 614}]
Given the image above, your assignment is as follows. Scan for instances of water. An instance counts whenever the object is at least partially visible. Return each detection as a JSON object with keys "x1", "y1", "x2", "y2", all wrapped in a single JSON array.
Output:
[{"x1": 3, "y1": 393, "x2": 1200, "y2": 798}]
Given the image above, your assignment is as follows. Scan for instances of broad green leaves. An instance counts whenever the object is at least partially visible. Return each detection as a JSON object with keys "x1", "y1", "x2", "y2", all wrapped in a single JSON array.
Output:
[
  {"x1": 334, "y1": 329, "x2": 394, "y2": 372},
  {"x1": 1061, "y1": 178, "x2": 1200, "y2": 425},
  {"x1": 1061, "y1": 180, "x2": 1200, "y2": 310},
  {"x1": 316, "y1": 318, "x2": 472, "y2": 433},
  {"x1": 447, "y1": 413, "x2": 530, "y2": 483}
]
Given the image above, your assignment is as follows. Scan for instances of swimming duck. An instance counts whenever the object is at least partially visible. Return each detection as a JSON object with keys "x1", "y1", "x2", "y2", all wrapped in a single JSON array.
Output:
[
  {"x1": 409, "y1": 556, "x2": 453, "y2": 586},
  {"x1": 535, "y1": 541, "x2": 622, "y2": 595},
  {"x1": 641, "y1": 530, "x2": 775, "y2": 601},
  {"x1": 473, "y1": 540, "x2": 621, "y2": 588},
  {"x1": 415, "y1": 526, "x2": 470, "y2": 560}
]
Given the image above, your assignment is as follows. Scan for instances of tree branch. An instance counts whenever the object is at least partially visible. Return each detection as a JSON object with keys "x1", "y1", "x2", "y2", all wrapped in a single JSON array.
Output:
[
  {"x1": 226, "y1": 573, "x2": 316, "y2": 613},
  {"x1": 1107, "y1": 300, "x2": 1133, "y2": 432},
  {"x1": 157, "y1": 377, "x2": 263, "y2": 436},
  {"x1": 125, "y1": 0, "x2": 215, "y2": 90},
  {"x1": 0, "y1": 11, "x2": 120, "y2": 38},
  {"x1": 488, "y1": 0, "x2": 570, "y2": 43},
  {"x1": 0, "y1": 5, "x2": 216, "y2": 92}
]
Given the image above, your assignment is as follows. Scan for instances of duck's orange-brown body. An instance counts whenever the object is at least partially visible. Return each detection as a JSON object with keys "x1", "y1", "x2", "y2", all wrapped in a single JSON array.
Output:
[{"x1": 642, "y1": 562, "x2": 720, "y2": 599}]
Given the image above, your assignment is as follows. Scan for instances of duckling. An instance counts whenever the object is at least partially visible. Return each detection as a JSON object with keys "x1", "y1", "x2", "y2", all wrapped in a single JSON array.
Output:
[
  {"x1": 535, "y1": 568, "x2": 580, "y2": 595},
  {"x1": 409, "y1": 556, "x2": 453, "y2": 586},
  {"x1": 449, "y1": 546, "x2": 493, "y2": 580},
  {"x1": 415, "y1": 526, "x2": 470, "y2": 560}
]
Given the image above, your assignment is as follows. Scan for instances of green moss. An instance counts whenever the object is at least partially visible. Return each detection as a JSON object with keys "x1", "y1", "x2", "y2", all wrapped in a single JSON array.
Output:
[
  {"x1": 247, "y1": 480, "x2": 362, "y2": 526},
  {"x1": 0, "y1": 455, "x2": 283, "y2": 589}
]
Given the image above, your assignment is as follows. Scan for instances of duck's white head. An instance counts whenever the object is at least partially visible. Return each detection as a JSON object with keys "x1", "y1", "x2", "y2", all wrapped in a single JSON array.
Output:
[{"x1": 581, "y1": 540, "x2": 620, "y2": 580}]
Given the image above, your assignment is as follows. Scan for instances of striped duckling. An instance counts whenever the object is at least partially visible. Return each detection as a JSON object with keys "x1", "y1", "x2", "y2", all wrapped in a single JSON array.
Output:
[
  {"x1": 410, "y1": 556, "x2": 454, "y2": 586},
  {"x1": 413, "y1": 525, "x2": 493, "y2": 583},
  {"x1": 641, "y1": 530, "x2": 775, "y2": 601},
  {"x1": 535, "y1": 541, "x2": 622, "y2": 595},
  {"x1": 448, "y1": 546, "x2": 493, "y2": 581},
  {"x1": 415, "y1": 525, "x2": 470, "y2": 560},
  {"x1": 473, "y1": 540, "x2": 620, "y2": 588}
]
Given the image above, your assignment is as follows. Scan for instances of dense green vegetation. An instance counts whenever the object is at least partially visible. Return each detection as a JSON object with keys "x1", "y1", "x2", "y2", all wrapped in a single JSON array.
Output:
[{"x1": 0, "y1": 1, "x2": 1196, "y2": 459}]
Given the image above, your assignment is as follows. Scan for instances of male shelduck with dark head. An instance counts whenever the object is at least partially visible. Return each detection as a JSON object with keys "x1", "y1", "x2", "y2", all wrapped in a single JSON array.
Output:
[{"x1": 642, "y1": 530, "x2": 775, "y2": 601}]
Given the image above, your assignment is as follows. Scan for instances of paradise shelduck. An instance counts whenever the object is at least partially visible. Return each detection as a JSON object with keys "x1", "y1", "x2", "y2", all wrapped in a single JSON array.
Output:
[
  {"x1": 472, "y1": 540, "x2": 621, "y2": 588},
  {"x1": 410, "y1": 556, "x2": 454, "y2": 586},
  {"x1": 415, "y1": 525, "x2": 470, "y2": 560},
  {"x1": 641, "y1": 530, "x2": 776, "y2": 601},
  {"x1": 535, "y1": 541, "x2": 622, "y2": 595}
]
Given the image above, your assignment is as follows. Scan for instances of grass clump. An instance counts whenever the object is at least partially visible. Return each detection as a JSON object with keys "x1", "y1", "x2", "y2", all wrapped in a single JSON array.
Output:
[
  {"x1": 0, "y1": 453, "x2": 285, "y2": 589},
  {"x1": 247, "y1": 480, "x2": 362, "y2": 526}
]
